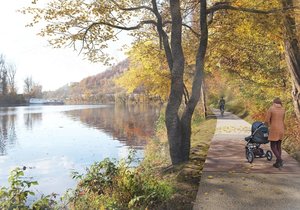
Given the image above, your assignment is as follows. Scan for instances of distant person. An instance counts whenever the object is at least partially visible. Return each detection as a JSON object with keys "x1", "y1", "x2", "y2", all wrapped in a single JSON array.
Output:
[
  {"x1": 265, "y1": 97, "x2": 285, "y2": 168},
  {"x1": 219, "y1": 96, "x2": 225, "y2": 111}
]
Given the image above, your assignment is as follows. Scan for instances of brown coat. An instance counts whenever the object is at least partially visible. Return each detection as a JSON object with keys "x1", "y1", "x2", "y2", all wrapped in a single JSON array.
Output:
[{"x1": 265, "y1": 104, "x2": 285, "y2": 141}]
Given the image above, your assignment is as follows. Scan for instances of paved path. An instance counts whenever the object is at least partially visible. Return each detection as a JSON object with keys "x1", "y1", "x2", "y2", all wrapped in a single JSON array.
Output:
[{"x1": 193, "y1": 109, "x2": 300, "y2": 210}]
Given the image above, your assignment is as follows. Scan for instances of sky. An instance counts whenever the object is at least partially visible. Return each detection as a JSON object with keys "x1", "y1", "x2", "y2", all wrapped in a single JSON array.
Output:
[{"x1": 0, "y1": 0, "x2": 130, "y2": 92}]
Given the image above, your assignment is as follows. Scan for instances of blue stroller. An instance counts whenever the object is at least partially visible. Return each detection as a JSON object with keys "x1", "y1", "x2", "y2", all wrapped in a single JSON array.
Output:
[{"x1": 244, "y1": 121, "x2": 273, "y2": 163}]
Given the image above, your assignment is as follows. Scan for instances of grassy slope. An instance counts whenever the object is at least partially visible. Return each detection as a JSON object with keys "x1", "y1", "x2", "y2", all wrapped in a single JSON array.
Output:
[{"x1": 142, "y1": 112, "x2": 217, "y2": 210}]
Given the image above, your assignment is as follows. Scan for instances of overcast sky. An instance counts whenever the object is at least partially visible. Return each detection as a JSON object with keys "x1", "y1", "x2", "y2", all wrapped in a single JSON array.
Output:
[{"x1": 0, "y1": 0, "x2": 129, "y2": 92}]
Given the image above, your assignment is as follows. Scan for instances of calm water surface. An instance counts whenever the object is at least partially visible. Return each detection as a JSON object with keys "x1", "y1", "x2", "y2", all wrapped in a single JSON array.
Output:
[{"x1": 0, "y1": 105, "x2": 160, "y2": 197}]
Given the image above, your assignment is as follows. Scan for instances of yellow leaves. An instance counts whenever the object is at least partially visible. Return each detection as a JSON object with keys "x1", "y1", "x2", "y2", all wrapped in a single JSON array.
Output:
[
  {"x1": 208, "y1": 1, "x2": 287, "y2": 86},
  {"x1": 115, "y1": 40, "x2": 170, "y2": 100},
  {"x1": 144, "y1": 40, "x2": 153, "y2": 46},
  {"x1": 278, "y1": 44, "x2": 285, "y2": 53},
  {"x1": 230, "y1": 0, "x2": 281, "y2": 10},
  {"x1": 206, "y1": 0, "x2": 293, "y2": 119}
]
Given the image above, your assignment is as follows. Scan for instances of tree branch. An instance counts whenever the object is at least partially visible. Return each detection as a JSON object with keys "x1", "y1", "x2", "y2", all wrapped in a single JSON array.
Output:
[
  {"x1": 151, "y1": 0, "x2": 173, "y2": 71},
  {"x1": 78, "y1": 20, "x2": 156, "y2": 54},
  {"x1": 110, "y1": 0, "x2": 155, "y2": 13},
  {"x1": 183, "y1": 23, "x2": 200, "y2": 37},
  {"x1": 163, "y1": 21, "x2": 200, "y2": 37},
  {"x1": 207, "y1": 2, "x2": 298, "y2": 14},
  {"x1": 183, "y1": 83, "x2": 190, "y2": 105},
  {"x1": 85, "y1": 20, "x2": 157, "y2": 32}
]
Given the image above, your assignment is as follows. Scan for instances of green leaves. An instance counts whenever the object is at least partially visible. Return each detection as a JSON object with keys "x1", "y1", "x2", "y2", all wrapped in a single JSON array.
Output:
[
  {"x1": 68, "y1": 151, "x2": 173, "y2": 209},
  {"x1": 0, "y1": 167, "x2": 58, "y2": 209}
]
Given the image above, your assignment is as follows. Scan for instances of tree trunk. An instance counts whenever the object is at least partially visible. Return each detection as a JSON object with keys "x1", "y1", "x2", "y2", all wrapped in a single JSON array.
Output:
[
  {"x1": 165, "y1": 0, "x2": 185, "y2": 165},
  {"x1": 181, "y1": 0, "x2": 208, "y2": 161},
  {"x1": 165, "y1": 0, "x2": 208, "y2": 165},
  {"x1": 201, "y1": 81, "x2": 208, "y2": 118},
  {"x1": 2, "y1": 71, "x2": 8, "y2": 95},
  {"x1": 282, "y1": 0, "x2": 300, "y2": 120}
]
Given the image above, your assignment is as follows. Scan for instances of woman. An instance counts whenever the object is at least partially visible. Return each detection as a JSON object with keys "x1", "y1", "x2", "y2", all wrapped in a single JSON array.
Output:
[{"x1": 265, "y1": 97, "x2": 285, "y2": 168}]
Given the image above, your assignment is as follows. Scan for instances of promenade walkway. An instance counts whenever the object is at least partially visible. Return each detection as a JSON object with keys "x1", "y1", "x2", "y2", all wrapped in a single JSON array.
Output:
[{"x1": 193, "y1": 109, "x2": 300, "y2": 210}]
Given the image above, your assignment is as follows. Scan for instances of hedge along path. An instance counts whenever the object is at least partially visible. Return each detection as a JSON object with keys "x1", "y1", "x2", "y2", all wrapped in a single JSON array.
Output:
[{"x1": 193, "y1": 109, "x2": 300, "y2": 210}]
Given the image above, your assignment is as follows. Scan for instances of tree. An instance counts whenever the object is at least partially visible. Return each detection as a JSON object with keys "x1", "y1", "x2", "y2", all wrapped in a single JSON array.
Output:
[
  {"x1": 281, "y1": 0, "x2": 300, "y2": 119},
  {"x1": 207, "y1": 0, "x2": 300, "y2": 120},
  {"x1": 0, "y1": 55, "x2": 18, "y2": 95},
  {"x1": 23, "y1": 76, "x2": 33, "y2": 96},
  {"x1": 24, "y1": 76, "x2": 43, "y2": 98},
  {"x1": 7, "y1": 64, "x2": 17, "y2": 94},
  {"x1": 204, "y1": 0, "x2": 300, "y2": 120},
  {"x1": 205, "y1": 0, "x2": 291, "y2": 116},
  {"x1": 32, "y1": 83, "x2": 43, "y2": 98},
  {"x1": 0, "y1": 54, "x2": 8, "y2": 95}
]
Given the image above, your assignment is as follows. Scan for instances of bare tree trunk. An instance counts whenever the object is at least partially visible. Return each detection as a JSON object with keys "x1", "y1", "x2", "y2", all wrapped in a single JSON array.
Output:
[
  {"x1": 165, "y1": 0, "x2": 185, "y2": 165},
  {"x1": 160, "y1": 0, "x2": 208, "y2": 165},
  {"x1": 1, "y1": 71, "x2": 8, "y2": 95},
  {"x1": 281, "y1": 0, "x2": 300, "y2": 120},
  {"x1": 181, "y1": 0, "x2": 208, "y2": 161},
  {"x1": 7, "y1": 64, "x2": 17, "y2": 94}
]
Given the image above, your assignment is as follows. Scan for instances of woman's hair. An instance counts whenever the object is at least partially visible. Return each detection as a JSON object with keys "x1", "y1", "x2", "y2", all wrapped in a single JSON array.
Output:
[{"x1": 273, "y1": 97, "x2": 282, "y2": 105}]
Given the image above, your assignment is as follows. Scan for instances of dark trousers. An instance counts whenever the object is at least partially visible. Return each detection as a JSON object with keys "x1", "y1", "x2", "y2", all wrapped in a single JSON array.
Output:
[{"x1": 270, "y1": 140, "x2": 282, "y2": 161}]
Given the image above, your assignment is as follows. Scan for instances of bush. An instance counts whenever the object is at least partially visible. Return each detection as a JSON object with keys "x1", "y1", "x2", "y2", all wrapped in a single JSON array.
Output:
[
  {"x1": 69, "y1": 152, "x2": 173, "y2": 209},
  {"x1": 0, "y1": 167, "x2": 57, "y2": 210},
  {"x1": 0, "y1": 94, "x2": 26, "y2": 106}
]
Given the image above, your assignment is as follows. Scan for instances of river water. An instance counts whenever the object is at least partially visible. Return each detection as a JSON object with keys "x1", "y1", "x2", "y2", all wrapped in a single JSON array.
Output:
[{"x1": 0, "y1": 104, "x2": 160, "y2": 197}]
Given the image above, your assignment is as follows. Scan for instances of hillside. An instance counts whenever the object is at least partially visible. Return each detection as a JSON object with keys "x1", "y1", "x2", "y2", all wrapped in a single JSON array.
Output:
[{"x1": 44, "y1": 59, "x2": 129, "y2": 103}]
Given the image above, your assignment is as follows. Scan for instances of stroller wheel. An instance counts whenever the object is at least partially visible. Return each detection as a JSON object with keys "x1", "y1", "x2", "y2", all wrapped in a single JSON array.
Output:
[
  {"x1": 266, "y1": 150, "x2": 272, "y2": 161},
  {"x1": 247, "y1": 151, "x2": 254, "y2": 163},
  {"x1": 245, "y1": 148, "x2": 249, "y2": 159}
]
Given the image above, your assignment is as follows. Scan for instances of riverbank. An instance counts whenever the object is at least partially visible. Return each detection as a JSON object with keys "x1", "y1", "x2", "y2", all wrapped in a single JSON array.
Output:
[
  {"x1": 140, "y1": 110, "x2": 217, "y2": 209},
  {"x1": 50, "y1": 109, "x2": 217, "y2": 209},
  {"x1": 66, "y1": 109, "x2": 217, "y2": 209}
]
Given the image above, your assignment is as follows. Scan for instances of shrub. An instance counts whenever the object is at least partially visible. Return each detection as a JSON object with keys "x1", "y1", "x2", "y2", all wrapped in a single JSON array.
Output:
[
  {"x1": 0, "y1": 167, "x2": 57, "y2": 209},
  {"x1": 69, "y1": 152, "x2": 173, "y2": 209}
]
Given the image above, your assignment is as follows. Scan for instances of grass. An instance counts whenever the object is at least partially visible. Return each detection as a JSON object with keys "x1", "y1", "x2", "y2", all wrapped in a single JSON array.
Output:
[
  {"x1": 169, "y1": 115, "x2": 217, "y2": 209},
  {"x1": 143, "y1": 110, "x2": 217, "y2": 209}
]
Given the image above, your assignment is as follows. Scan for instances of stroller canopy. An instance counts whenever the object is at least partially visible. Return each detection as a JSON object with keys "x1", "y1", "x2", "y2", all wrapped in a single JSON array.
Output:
[
  {"x1": 247, "y1": 121, "x2": 269, "y2": 144},
  {"x1": 251, "y1": 121, "x2": 264, "y2": 133}
]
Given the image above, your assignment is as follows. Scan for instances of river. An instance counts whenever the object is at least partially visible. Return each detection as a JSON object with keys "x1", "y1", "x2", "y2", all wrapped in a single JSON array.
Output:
[{"x1": 0, "y1": 104, "x2": 160, "y2": 197}]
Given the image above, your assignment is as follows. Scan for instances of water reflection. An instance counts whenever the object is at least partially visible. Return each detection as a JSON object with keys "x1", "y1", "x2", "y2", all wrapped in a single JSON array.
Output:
[
  {"x1": 0, "y1": 114, "x2": 17, "y2": 156},
  {"x1": 0, "y1": 105, "x2": 160, "y2": 154},
  {"x1": 63, "y1": 105, "x2": 160, "y2": 148},
  {"x1": 24, "y1": 113, "x2": 43, "y2": 130}
]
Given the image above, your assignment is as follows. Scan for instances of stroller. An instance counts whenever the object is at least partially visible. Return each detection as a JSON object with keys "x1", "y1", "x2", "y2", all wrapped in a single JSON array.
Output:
[{"x1": 244, "y1": 121, "x2": 273, "y2": 163}]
